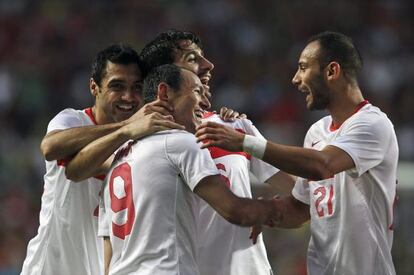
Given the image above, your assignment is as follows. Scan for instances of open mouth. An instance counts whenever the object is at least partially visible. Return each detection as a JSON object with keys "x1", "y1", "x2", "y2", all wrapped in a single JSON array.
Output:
[
  {"x1": 199, "y1": 74, "x2": 211, "y2": 85},
  {"x1": 116, "y1": 104, "x2": 136, "y2": 112},
  {"x1": 194, "y1": 109, "x2": 204, "y2": 119}
]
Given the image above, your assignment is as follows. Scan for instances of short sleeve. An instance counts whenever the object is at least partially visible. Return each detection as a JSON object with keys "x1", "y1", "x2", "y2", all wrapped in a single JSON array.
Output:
[
  {"x1": 166, "y1": 132, "x2": 219, "y2": 191},
  {"x1": 329, "y1": 113, "x2": 393, "y2": 177},
  {"x1": 240, "y1": 119, "x2": 279, "y2": 182},
  {"x1": 98, "y1": 183, "x2": 110, "y2": 237},
  {"x1": 292, "y1": 177, "x2": 310, "y2": 205},
  {"x1": 47, "y1": 108, "x2": 84, "y2": 134}
]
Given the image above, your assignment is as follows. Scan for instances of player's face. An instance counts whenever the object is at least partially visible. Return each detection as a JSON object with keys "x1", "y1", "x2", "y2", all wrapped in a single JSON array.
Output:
[
  {"x1": 170, "y1": 70, "x2": 205, "y2": 134},
  {"x1": 92, "y1": 61, "x2": 143, "y2": 123},
  {"x1": 173, "y1": 40, "x2": 214, "y2": 110},
  {"x1": 292, "y1": 41, "x2": 330, "y2": 110}
]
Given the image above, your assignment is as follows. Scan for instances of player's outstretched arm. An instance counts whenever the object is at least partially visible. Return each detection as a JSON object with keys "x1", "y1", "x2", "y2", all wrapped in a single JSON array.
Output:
[
  {"x1": 41, "y1": 99, "x2": 175, "y2": 162},
  {"x1": 196, "y1": 122, "x2": 355, "y2": 180},
  {"x1": 66, "y1": 108, "x2": 184, "y2": 182},
  {"x1": 194, "y1": 175, "x2": 280, "y2": 227},
  {"x1": 41, "y1": 123, "x2": 126, "y2": 162}
]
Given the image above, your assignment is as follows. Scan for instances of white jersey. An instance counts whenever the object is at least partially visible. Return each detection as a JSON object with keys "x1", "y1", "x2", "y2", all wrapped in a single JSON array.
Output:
[
  {"x1": 292, "y1": 102, "x2": 398, "y2": 275},
  {"x1": 21, "y1": 108, "x2": 103, "y2": 275},
  {"x1": 197, "y1": 113, "x2": 279, "y2": 275},
  {"x1": 98, "y1": 130, "x2": 220, "y2": 275}
]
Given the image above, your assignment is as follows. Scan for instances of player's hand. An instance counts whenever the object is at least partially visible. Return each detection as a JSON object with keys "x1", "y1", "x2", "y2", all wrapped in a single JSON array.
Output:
[
  {"x1": 249, "y1": 225, "x2": 262, "y2": 245},
  {"x1": 126, "y1": 99, "x2": 174, "y2": 123},
  {"x1": 219, "y1": 107, "x2": 247, "y2": 122},
  {"x1": 123, "y1": 112, "x2": 184, "y2": 139},
  {"x1": 195, "y1": 121, "x2": 244, "y2": 151}
]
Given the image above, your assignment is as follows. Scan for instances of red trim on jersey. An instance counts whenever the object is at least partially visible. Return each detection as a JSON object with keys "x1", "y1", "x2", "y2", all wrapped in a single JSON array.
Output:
[
  {"x1": 84, "y1": 107, "x2": 98, "y2": 125},
  {"x1": 94, "y1": 175, "x2": 106, "y2": 181},
  {"x1": 329, "y1": 100, "x2": 369, "y2": 131},
  {"x1": 57, "y1": 159, "x2": 69, "y2": 166},
  {"x1": 202, "y1": 111, "x2": 215, "y2": 119},
  {"x1": 208, "y1": 147, "x2": 251, "y2": 160}
]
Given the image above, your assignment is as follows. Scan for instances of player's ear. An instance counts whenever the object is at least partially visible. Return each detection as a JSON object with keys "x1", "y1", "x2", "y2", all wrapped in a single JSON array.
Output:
[
  {"x1": 326, "y1": 62, "x2": 340, "y2": 80},
  {"x1": 157, "y1": 82, "x2": 170, "y2": 101},
  {"x1": 90, "y1": 78, "x2": 99, "y2": 97}
]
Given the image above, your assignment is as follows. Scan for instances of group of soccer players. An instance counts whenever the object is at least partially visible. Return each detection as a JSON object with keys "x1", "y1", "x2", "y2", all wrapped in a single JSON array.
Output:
[{"x1": 20, "y1": 30, "x2": 398, "y2": 275}]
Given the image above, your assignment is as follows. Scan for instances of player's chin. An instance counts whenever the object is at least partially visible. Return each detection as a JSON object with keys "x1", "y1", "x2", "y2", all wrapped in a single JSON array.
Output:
[{"x1": 115, "y1": 111, "x2": 135, "y2": 122}]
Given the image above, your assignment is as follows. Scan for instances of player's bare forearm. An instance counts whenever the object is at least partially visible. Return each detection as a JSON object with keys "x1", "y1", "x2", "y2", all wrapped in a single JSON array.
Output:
[
  {"x1": 66, "y1": 112, "x2": 184, "y2": 182},
  {"x1": 196, "y1": 122, "x2": 355, "y2": 181},
  {"x1": 271, "y1": 195, "x2": 310, "y2": 228},
  {"x1": 40, "y1": 123, "x2": 125, "y2": 161},
  {"x1": 103, "y1": 237, "x2": 112, "y2": 275},
  {"x1": 226, "y1": 197, "x2": 282, "y2": 227},
  {"x1": 65, "y1": 128, "x2": 129, "y2": 182},
  {"x1": 194, "y1": 175, "x2": 281, "y2": 227},
  {"x1": 263, "y1": 143, "x2": 355, "y2": 180}
]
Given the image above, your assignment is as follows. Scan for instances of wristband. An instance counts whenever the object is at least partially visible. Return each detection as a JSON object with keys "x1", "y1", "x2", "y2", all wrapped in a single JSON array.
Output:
[{"x1": 242, "y1": 135, "x2": 267, "y2": 159}]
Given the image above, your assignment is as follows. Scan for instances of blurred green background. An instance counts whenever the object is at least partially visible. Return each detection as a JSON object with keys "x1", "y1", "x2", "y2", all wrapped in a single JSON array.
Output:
[{"x1": 0, "y1": 0, "x2": 413, "y2": 274}]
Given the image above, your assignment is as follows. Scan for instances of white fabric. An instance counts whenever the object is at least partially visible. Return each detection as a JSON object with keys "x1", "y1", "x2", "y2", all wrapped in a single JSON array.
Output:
[
  {"x1": 21, "y1": 108, "x2": 103, "y2": 275},
  {"x1": 292, "y1": 103, "x2": 398, "y2": 275},
  {"x1": 197, "y1": 114, "x2": 278, "y2": 275},
  {"x1": 99, "y1": 130, "x2": 219, "y2": 275},
  {"x1": 243, "y1": 134, "x2": 267, "y2": 159}
]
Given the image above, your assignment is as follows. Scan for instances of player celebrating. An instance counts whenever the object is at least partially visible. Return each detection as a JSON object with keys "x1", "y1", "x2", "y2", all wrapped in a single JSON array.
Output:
[
  {"x1": 99, "y1": 64, "x2": 280, "y2": 275},
  {"x1": 21, "y1": 45, "x2": 182, "y2": 275},
  {"x1": 196, "y1": 31, "x2": 398, "y2": 275},
  {"x1": 140, "y1": 30, "x2": 295, "y2": 275}
]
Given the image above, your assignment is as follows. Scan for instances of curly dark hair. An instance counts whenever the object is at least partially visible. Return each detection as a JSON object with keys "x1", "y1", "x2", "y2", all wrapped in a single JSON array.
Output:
[{"x1": 140, "y1": 29, "x2": 202, "y2": 74}]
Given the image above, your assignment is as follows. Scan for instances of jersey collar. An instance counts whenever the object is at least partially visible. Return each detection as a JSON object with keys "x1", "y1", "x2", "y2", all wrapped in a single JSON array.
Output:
[
  {"x1": 84, "y1": 107, "x2": 98, "y2": 125},
  {"x1": 329, "y1": 100, "x2": 369, "y2": 131}
]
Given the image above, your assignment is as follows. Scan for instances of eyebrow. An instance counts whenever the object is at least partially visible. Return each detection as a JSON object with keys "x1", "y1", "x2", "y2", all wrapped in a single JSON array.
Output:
[{"x1": 183, "y1": 50, "x2": 204, "y2": 58}]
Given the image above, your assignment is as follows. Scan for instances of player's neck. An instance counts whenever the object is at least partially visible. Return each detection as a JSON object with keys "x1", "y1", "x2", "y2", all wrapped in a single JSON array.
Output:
[
  {"x1": 92, "y1": 106, "x2": 110, "y2": 125},
  {"x1": 328, "y1": 85, "x2": 365, "y2": 128}
]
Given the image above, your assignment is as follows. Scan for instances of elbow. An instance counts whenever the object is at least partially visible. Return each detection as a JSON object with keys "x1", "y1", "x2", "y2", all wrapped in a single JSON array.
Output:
[
  {"x1": 40, "y1": 140, "x2": 55, "y2": 161},
  {"x1": 65, "y1": 166, "x2": 82, "y2": 182},
  {"x1": 308, "y1": 158, "x2": 335, "y2": 181}
]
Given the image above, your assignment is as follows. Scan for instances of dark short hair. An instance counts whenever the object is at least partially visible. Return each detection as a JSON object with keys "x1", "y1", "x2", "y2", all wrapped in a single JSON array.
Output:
[
  {"x1": 140, "y1": 29, "x2": 202, "y2": 73},
  {"x1": 143, "y1": 64, "x2": 183, "y2": 104},
  {"x1": 308, "y1": 31, "x2": 363, "y2": 80},
  {"x1": 91, "y1": 44, "x2": 141, "y2": 86}
]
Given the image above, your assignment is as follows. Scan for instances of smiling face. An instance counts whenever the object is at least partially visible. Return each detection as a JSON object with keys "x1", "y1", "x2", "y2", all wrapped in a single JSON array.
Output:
[
  {"x1": 169, "y1": 69, "x2": 205, "y2": 134},
  {"x1": 173, "y1": 39, "x2": 214, "y2": 110},
  {"x1": 92, "y1": 61, "x2": 143, "y2": 123},
  {"x1": 292, "y1": 41, "x2": 330, "y2": 111}
]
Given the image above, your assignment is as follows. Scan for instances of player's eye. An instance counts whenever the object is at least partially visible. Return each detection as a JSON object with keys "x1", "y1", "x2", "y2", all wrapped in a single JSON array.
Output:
[{"x1": 109, "y1": 83, "x2": 125, "y2": 91}]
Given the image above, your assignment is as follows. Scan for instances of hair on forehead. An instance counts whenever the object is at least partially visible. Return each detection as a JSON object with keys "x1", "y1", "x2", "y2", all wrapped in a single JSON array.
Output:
[
  {"x1": 91, "y1": 43, "x2": 141, "y2": 86},
  {"x1": 140, "y1": 29, "x2": 202, "y2": 75}
]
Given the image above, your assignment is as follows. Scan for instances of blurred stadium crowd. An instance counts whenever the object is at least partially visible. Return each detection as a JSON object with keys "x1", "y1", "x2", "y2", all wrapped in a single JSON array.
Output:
[{"x1": 0, "y1": 0, "x2": 413, "y2": 274}]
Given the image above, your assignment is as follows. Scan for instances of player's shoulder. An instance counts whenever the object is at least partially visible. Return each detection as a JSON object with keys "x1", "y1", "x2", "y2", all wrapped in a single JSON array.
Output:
[
  {"x1": 162, "y1": 130, "x2": 201, "y2": 154},
  {"x1": 54, "y1": 107, "x2": 82, "y2": 117},
  {"x1": 159, "y1": 129, "x2": 197, "y2": 143},
  {"x1": 348, "y1": 103, "x2": 393, "y2": 130}
]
